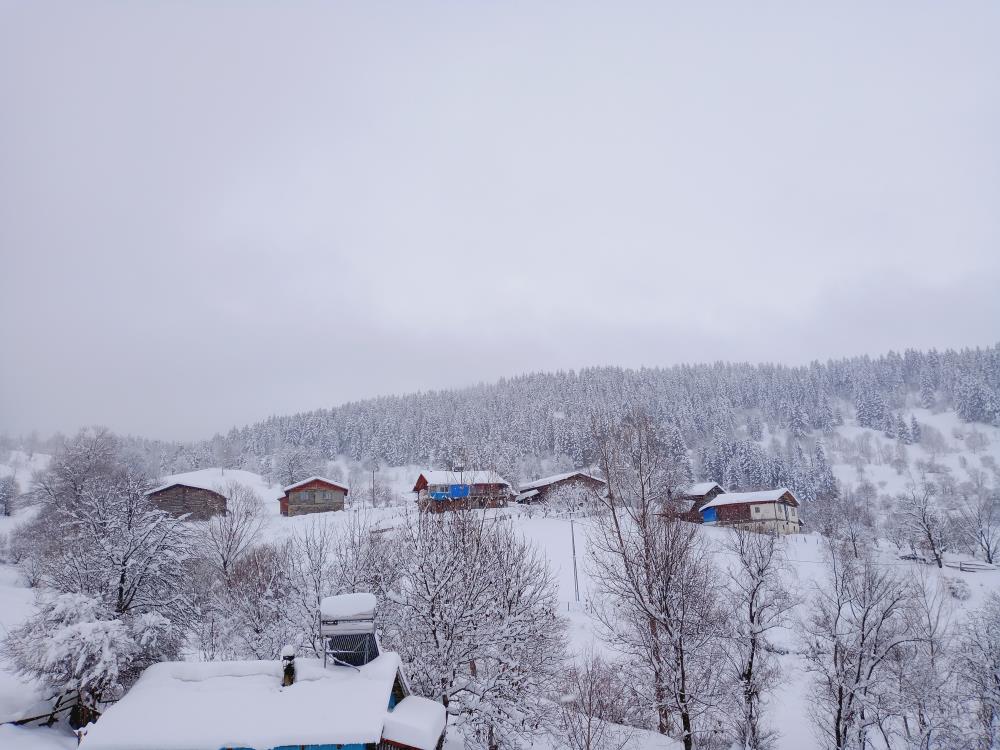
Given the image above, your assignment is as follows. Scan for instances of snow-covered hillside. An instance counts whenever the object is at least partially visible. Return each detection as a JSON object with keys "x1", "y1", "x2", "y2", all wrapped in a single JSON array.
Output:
[{"x1": 0, "y1": 404, "x2": 998, "y2": 750}]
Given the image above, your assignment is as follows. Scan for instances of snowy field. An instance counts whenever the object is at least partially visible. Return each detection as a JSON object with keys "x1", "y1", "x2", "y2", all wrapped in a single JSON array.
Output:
[{"x1": 1, "y1": 412, "x2": 999, "y2": 750}]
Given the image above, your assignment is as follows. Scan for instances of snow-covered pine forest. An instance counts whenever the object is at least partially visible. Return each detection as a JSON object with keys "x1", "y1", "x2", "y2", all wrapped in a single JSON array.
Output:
[
  {"x1": 18, "y1": 344, "x2": 996, "y2": 501},
  {"x1": 1, "y1": 342, "x2": 999, "y2": 750}
]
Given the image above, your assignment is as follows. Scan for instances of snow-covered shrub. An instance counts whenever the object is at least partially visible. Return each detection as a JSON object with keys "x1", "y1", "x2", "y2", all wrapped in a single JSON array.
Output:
[
  {"x1": 0, "y1": 530, "x2": 8, "y2": 564},
  {"x1": 942, "y1": 576, "x2": 972, "y2": 601},
  {"x1": 1, "y1": 593, "x2": 178, "y2": 727}
]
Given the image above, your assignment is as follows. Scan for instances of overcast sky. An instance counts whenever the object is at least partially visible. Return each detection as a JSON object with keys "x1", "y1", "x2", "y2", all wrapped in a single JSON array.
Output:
[{"x1": 1, "y1": 1, "x2": 999, "y2": 441}]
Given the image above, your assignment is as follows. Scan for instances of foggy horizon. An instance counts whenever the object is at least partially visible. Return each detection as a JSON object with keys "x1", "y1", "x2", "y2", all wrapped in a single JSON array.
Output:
[{"x1": 3, "y1": 2, "x2": 999, "y2": 441}]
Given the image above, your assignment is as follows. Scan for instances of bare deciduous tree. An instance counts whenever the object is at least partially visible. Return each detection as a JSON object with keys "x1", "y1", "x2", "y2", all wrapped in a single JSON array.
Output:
[
  {"x1": 955, "y1": 489, "x2": 1000, "y2": 565},
  {"x1": 955, "y1": 593, "x2": 1000, "y2": 749},
  {"x1": 722, "y1": 527, "x2": 795, "y2": 750},
  {"x1": 204, "y1": 481, "x2": 267, "y2": 577},
  {"x1": 802, "y1": 542, "x2": 913, "y2": 750},
  {"x1": 555, "y1": 649, "x2": 633, "y2": 750},
  {"x1": 589, "y1": 411, "x2": 727, "y2": 750},
  {"x1": 898, "y1": 478, "x2": 950, "y2": 568}
]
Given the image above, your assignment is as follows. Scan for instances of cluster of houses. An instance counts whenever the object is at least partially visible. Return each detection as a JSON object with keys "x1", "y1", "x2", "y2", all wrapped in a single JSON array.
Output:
[
  {"x1": 145, "y1": 467, "x2": 801, "y2": 534},
  {"x1": 82, "y1": 471, "x2": 801, "y2": 749}
]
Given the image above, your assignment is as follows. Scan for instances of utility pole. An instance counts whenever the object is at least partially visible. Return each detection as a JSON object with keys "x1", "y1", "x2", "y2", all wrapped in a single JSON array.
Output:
[
  {"x1": 570, "y1": 514, "x2": 580, "y2": 603},
  {"x1": 371, "y1": 465, "x2": 378, "y2": 507}
]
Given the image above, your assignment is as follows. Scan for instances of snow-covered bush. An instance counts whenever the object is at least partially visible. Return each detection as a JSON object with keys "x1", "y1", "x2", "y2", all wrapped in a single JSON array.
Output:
[
  {"x1": 2, "y1": 593, "x2": 178, "y2": 727},
  {"x1": 942, "y1": 576, "x2": 971, "y2": 601}
]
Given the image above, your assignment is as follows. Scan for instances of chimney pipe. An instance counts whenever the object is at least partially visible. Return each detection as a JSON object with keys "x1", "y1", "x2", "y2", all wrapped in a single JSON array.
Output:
[{"x1": 281, "y1": 645, "x2": 296, "y2": 686}]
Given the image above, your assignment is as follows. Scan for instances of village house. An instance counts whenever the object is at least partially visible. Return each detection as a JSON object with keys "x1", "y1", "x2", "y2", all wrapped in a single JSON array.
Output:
[
  {"x1": 279, "y1": 476, "x2": 349, "y2": 517},
  {"x1": 515, "y1": 470, "x2": 606, "y2": 504},
  {"x1": 412, "y1": 469, "x2": 513, "y2": 512},
  {"x1": 79, "y1": 594, "x2": 447, "y2": 750},
  {"x1": 145, "y1": 480, "x2": 227, "y2": 520},
  {"x1": 698, "y1": 487, "x2": 802, "y2": 534}
]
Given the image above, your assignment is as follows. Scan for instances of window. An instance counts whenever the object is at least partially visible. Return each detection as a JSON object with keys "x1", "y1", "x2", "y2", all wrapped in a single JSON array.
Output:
[{"x1": 753, "y1": 506, "x2": 761, "y2": 514}]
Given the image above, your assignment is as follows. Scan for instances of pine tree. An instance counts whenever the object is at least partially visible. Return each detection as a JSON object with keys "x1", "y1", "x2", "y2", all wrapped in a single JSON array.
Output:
[
  {"x1": 910, "y1": 415, "x2": 922, "y2": 443},
  {"x1": 919, "y1": 369, "x2": 936, "y2": 409},
  {"x1": 895, "y1": 414, "x2": 911, "y2": 444}
]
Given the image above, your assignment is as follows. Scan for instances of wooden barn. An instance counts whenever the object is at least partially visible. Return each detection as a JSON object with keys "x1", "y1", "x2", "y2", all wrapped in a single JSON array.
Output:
[
  {"x1": 679, "y1": 481, "x2": 726, "y2": 512},
  {"x1": 279, "y1": 476, "x2": 349, "y2": 517},
  {"x1": 515, "y1": 470, "x2": 605, "y2": 504},
  {"x1": 412, "y1": 470, "x2": 513, "y2": 512},
  {"x1": 145, "y1": 481, "x2": 227, "y2": 521},
  {"x1": 698, "y1": 488, "x2": 801, "y2": 534}
]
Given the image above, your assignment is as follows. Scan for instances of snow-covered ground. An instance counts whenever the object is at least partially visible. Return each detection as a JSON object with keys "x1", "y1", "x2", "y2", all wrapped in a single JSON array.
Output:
[{"x1": 1, "y1": 411, "x2": 998, "y2": 749}]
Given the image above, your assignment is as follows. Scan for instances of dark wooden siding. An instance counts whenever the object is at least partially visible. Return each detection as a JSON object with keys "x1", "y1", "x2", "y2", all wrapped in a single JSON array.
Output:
[
  {"x1": 418, "y1": 484, "x2": 509, "y2": 513},
  {"x1": 282, "y1": 478, "x2": 347, "y2": 517},
  {"x1": 148, "y1": 484, "x2": 226, "y2": 521}
]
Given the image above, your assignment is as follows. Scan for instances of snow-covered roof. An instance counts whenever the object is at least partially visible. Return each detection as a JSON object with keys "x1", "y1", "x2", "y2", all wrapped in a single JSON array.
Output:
[
  {"x1": 515, "y1": 489, "x2": 540, "y2": 502},
  {"x1": 80, "y1": 655, "x2": 405, "y2": 750},
  {"x1": 283, "y1": 475, "x2": 350, "y2": 493},
  {"x1": 683, "y1": 481, "x2": 725, "y2": 497},
  {"x1": 700, "y1": 488, "x2": 797, "y2": 510},
  {"x1": 321, "y1": 592, "x2": 377, "y2": 620},
  {"x1": 413, "y1": 469, "x2": 511, "y2": 490},
  {"x1": 381, "y1": 696, "x2": 448, "y2": 750},
  {"x1": 518, "y1": 470, "x2": 605, "y2": 492},
  {"x1": 144, "y1": 468, "x2": 284, "y2": 504}
]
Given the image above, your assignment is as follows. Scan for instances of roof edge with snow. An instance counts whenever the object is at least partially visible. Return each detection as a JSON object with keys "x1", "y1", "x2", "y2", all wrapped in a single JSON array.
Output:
[{"x1": 283, "y1": 475, "x2": 350, "y2": 493}]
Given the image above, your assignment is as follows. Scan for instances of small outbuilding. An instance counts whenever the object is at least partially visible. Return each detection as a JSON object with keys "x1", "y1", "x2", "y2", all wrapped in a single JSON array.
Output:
[
  {"x1": 279, "y1": 476, "x2": 349, "y2": 517},
  {"x1": 699, "y1": 487, "x2": 801, "y2": 534},
  {"x1": 515, "y1": 470, "x2": 605, "y2": 504}
]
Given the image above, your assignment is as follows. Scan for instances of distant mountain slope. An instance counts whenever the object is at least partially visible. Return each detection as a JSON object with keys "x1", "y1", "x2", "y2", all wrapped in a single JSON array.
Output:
[{"x1": 5, "y1": 344, "x2": 998, "y2": 500}]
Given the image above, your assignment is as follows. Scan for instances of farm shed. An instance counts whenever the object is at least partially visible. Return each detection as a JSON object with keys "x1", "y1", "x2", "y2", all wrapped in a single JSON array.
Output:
[
  {"x1": 699, "y1": 487, "x2": 801, "y2": 534},
  {"x1": 679, "y1": 481, "x2": 726, "y2": 512},
  {"x1": 412, "y1": 469, "x2": 513, "y2": 512},
  {"x1": 515, "y1": 470, "x2": 605, "y2": 504},
  {"x1": 279, "y1": 476, "x2": 349, "y2": 517}
]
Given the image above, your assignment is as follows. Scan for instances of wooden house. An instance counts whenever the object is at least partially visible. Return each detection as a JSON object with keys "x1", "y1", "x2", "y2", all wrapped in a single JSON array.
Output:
[
  {"x1": 698, "y1": 488, "x2": 801, "y2": 534},
  {"x1": 515, "y1": 470, "x2": 606, "y2": 504},
  {"x1": 679, "y1": 481, "x2": 726, "y2": 513},
  {"x1": 145, "y1": 481, "x2": 227, "y2": 521},
  {"x1": 279, "y1": 476, "x2": 349, "y2": 517},
  {"x1": 412, "y1": 470, "x2": 513, "y2": 512}
]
